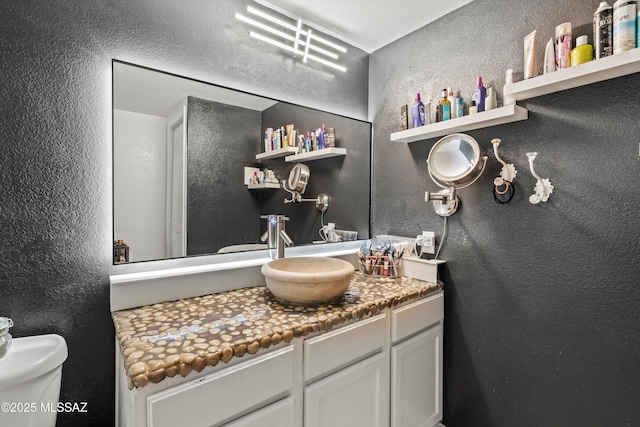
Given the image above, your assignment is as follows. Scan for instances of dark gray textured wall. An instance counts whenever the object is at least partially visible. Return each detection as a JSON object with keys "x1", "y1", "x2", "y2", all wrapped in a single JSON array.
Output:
[
  {"x1": 187, "y1": 97, "x2": 262, "y2": 255},
  {"x1": 260, "y1": 103, "x2": 372, "y2": 244},
  {"x1": 370, "y1": 0, "x2": 640, "y2": 425},
  {"x1": 0, "y1": 1, "x2": 368, "y2": 426}
]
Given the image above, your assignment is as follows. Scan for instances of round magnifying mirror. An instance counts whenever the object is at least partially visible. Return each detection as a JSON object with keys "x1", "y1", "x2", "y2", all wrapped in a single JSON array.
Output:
[
  {"x1": 425, "y1": 133, "x2": 487, "y2": 217},
  {"x1": 285, "y1": 163, "x2": 310, "y2": 193},
  {"x1": 427, "y1": 133, "x2": 484, "y2": 188}
]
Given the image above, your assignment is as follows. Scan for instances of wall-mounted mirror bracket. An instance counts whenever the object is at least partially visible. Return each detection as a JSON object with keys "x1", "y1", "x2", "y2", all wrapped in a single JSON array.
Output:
[
  {"x1": 282, "y1": 163, "x2": 330, "y2": 211},
  {"x1": 425, "y1": 188, "x2": 458, "y2": 217}
]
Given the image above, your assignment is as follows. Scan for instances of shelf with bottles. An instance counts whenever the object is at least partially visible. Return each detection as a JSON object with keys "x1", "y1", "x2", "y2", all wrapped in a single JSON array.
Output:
[
  {"x1": 255, "y1": 146, "x2": 299, "y2": 160},
  {"x1": 390, "y1": 104, "x2": 528, "y2": 143},
  {"x1": 284, "y1": 147, "x2": 347, "y2": 162},
  {"x1": 504, "y1": 48, "x2": 640, "y2": 101},
  {"x1": 244, "y1": 167, "x2": 281, "y2": 190}
]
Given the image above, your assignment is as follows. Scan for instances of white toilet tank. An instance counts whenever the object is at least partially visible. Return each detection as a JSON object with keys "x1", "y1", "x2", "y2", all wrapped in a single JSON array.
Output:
[{"x1": 0, "y1": 334, "x2": 68, "y2": 427}]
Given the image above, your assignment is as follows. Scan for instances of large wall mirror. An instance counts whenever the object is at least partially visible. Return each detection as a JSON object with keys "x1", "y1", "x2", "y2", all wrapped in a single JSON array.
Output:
[{"x1": 113, "y1": 60, "x2": 371, "y2": 263}]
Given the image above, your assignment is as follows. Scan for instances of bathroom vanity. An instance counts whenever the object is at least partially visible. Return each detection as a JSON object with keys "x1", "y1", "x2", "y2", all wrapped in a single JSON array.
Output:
[{"x1": 112, "y1": 270, "x2": 443, "y2": 427}]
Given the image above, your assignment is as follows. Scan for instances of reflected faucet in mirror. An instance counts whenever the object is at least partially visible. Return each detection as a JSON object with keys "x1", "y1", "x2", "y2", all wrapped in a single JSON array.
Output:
[{"x1": 260, "y1": 215, "x2": 293, "y2": 259}]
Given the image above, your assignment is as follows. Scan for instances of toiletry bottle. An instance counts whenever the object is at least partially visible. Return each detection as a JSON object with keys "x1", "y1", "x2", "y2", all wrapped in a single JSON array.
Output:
[
  {"x1": 455, "y1": 97, "x2": 464, "y2": 118},
  {"x1": 274, "y1": 128, "x2": 281, "y2": 149},
  {"x1": 613, "y1": 0, "x2": 637, "y2": 54},
  {"x1": 471, "y1": 77, "x2": 486, "y2": 112},
  {"x1": 555, "y1": 22, "x2": 572, "y2": 69},
  {"x1": 485, "y1": 87, "x2": 497, "y2": 110},
  {"x1": 424, "y1": 98, "x2": 432, "y2": 125},
  {"x1": 504, "y1": 69, "x2": 516, "y2": 106},
  {"x1": 319, "y1": 124, "x2": 327, "y2": 149},
  {"x1": 305, "y1": 131, "x2": 311, "y2": 152},
  {"x1": 264, "y1": 129, "x2": 271, "y2": 152},
  {"x1": 447, "y1": 87, "x2": 456, "y2": 119},
  {"x1": 327, "y1": 127, "x2": 336, "y2": 147},
  {"x1": 469, "y1": 100, "x2": 478, "y2": 114},
  {"x1": 571, "y1": 35, "x2": 594, "y2": 66},
  {"x1": 316, "y1": 128, "x2": 323, "y2": 149},
  {"x1": 593, "y1": 2, "x2": 613, "y2": 59},
  {"x1": 438, "y1": 89, "x2": 451, "y2": 121},
  {"x1": 412, "y1": 93, "x2": 425, "y2": 127},
  {"x1": 430, "y1": 97, "x2": 437, "y2": 123},
  {"x1": 524, "y1": 30, "x2": 537, "y2": 79},
  {"x1": 401, "y1": 105, "x2": 408, "y2": 129},
  {"x1": 543, "y1": 38, "x2": 556, "y2": 74}
]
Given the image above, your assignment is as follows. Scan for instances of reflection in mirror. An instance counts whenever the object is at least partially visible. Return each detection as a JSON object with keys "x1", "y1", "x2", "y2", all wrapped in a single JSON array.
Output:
[
  {"x1": 425, "y1": 133, "x2": 487, "y2": 217},
  {"x1": 430, "y1": 138, "x2": 477, "y2": 180},
  {"x1": 113, "y1": 61, "x2": 371, "y2": 264}
]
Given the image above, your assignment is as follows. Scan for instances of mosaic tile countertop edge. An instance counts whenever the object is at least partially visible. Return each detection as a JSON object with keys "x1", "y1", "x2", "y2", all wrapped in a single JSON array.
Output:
[{"x1": 113, "y1": 272, "x2": 442, "y2": 389}]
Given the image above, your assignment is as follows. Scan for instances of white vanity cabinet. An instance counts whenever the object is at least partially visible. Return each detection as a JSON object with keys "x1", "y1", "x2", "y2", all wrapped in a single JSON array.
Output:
[
  {"x1": 141, "y1": 346, "x2": 295, "y2": 427},
  {"x1": 390, "y1": 294, "x2": 444, "y2": 427},
  {"x1": 303, "y1": 314, "x2": 389, "y2": 427},
  {"x1": 116, "y1": 291, "x2": 444, "y2": 427},
  {"x1": 305, "y1": 351, "x2": 388, "y2": 427},
  {"x1": 224, "y1": 397, "x2": 295, "y2": 427}
]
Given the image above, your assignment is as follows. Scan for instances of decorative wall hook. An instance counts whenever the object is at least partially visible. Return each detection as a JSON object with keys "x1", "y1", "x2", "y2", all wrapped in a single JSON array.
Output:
[
  {"x1": 525, "y1": 152, "x2": 554, "y2": 204},
  {"x1": 491, "y1": 138, "x2": 516, "y2": 204}
]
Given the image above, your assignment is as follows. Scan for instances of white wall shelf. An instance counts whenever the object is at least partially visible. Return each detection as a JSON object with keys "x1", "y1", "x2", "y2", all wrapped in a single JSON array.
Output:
[
  {"x1": 247, "y1": 183, "x2": 281, "y2": 190},
  {"x1": 504, "y1": 48, "x2": 640, "y2": 101},
  {"x1": 256, "y1": 146, "x2": 299, "y2": 160},
  {"x1": 285, "y1": 147, "x2": 347, "y2": 162},
  {"x1": 390, "y1": 105, "x2": 528, "y2": 143}
]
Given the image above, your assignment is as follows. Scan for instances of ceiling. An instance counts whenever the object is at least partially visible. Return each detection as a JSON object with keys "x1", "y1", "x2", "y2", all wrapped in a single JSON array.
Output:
[
  {"x1": 254, "y1": 0, "x2": 474, "y2": 53},
  {"x1": 115, "y1": 1, "x2": 475, "y2": 116}
]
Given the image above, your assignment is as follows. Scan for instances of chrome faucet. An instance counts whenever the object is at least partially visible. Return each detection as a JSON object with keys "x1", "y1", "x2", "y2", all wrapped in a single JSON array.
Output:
[{"x1": 260, "y1": 215, "x2": 293, "y2": 259}]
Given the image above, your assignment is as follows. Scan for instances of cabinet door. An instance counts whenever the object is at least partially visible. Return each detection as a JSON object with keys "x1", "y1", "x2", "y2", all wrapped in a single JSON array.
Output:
[
  {"x1": 146, "y1": 346, "x2": 294, "y2": 427},
  {"x1": 391, "y1": 324, "x2": 443, "y2": 427},
  {"x1": 305, "y1": 351, "x2": 389, "y2": 427},
  {"x1": 224, "y1": 397, "x2": 295, "y2": 427}
]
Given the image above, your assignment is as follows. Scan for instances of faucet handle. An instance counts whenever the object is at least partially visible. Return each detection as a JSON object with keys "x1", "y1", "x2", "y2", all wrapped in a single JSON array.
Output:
[
  {"x1": 279, "y1": 230, "x2": 294, "y2": 247},
  {"x1": 260, "y1": 230, "x2": 269, "y2": 242}
]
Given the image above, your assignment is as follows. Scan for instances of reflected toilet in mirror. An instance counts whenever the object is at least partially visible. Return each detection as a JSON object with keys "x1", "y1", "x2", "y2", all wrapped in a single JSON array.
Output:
[{"x1": 425, "y1": 133, "x2": 487, "y2": 216}]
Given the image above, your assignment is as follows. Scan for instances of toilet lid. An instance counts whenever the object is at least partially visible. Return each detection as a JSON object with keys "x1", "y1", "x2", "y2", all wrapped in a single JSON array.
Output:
[{"x1": 0, "y1": 334, "x2": 67, "y2": 391}]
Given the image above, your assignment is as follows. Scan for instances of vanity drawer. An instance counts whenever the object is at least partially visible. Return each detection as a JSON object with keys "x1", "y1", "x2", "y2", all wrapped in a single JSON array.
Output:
[
  {"x1": 304, "y1": 314, "x2": 387, "y2": 383},
  {"x1": 146, "y1": 346, "x2": 294, "y2": 427},
  {"x1": 391, "y1": 292, "x2": 443, "y2": 343}
]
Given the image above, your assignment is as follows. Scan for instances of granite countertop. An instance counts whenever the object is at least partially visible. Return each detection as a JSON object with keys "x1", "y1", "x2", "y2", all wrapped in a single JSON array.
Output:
[{"x1": 112, "y1": 272, "x2": 441, "y2": 389}]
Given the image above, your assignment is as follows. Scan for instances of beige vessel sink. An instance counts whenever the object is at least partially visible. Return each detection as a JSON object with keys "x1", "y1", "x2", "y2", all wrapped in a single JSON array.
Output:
[{"x1": 261, "y1": 257, "x2": 355, "y2": 304}]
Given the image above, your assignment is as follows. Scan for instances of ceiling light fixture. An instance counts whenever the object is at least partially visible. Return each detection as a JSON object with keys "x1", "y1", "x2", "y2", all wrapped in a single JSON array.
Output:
[{"x1": 235, "y1": 5, "x2": 347, "y2": 72}]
